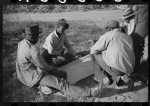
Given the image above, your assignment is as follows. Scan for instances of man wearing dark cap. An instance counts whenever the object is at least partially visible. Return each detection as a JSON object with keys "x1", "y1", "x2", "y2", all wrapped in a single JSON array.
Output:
[
  {"x1": 16, "y1": 24, "x2": 100, "y2": 97},
  {"x1": 90, "y1": 20, "x2": 135, "y2": 90},
  {"x1": 42, "y1": 19, "x2": 76, "y2": 66}
]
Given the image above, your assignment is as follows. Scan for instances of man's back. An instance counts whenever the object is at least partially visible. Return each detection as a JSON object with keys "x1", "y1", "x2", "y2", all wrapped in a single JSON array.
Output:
[
  {"x1": 16, "y1": 39, "x2": 42, "y2": 87},
  {"x1": 101, "y1": 29, "x2": 135, "y2": 74}
]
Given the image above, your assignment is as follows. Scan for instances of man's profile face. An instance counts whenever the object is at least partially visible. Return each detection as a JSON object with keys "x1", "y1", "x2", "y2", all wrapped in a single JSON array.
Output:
[
  {"x1": 125, "y1": 19, "x2": 130, "y2": 23},
  {"x1": 27, "y1": 31, "x2": 39, "y2": 44},
  {"x1": 57, "y1": 26, "x2": 66, "y2": 35},
  {"x1": 32, "y1": 32, "x2": 39, "y2": 44}
]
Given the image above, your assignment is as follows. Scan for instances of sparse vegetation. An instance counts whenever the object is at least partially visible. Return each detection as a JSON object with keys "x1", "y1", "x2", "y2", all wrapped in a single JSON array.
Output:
[
  {"x1": 3, "y1": 5, "x2": 118, "y2": 14},
  {"x1": 2, "y1": 5, "x2": 148, "y2": 102}
]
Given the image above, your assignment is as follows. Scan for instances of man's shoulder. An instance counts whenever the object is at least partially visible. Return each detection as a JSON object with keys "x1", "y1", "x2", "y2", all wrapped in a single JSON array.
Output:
[
  {"x1": 18, "y1": 39, "x2": 28, "y2": 46},
  {"x1": 30, "y1": 45, "x2": 41, "y2": 56},
  {"x1": 47, "y1": 31, "x2": 57, "y2": 40},
  {"x1": 112, "y1": 29, "x2": 129, "y2": 39},
  {"x1": 103, "y1": 30, "x2": 115, "y2": 38}
]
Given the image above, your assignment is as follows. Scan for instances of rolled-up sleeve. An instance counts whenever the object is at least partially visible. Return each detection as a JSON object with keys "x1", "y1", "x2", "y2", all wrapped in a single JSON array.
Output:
[
  {"x1": 64, "y1": 36, "x2": 76, "y2": 56},
  {"x1": 90, "y1": 33, "x2": 110, "y2": 54}
]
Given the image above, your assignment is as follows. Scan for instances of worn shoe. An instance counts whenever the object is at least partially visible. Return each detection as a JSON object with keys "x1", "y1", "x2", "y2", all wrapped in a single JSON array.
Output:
[
  {"x1": 38, "y1": 85, "x2": 52, "y2": 95},
  {"x1": 91, "y1": 82, "x2": 103, "y2": 97},
  {"x1": 113, "y1": 76, "x2": 128, "y2": 89},
  {"x1": 94, "y1": 76, "x2": 113, "y2": 86}
]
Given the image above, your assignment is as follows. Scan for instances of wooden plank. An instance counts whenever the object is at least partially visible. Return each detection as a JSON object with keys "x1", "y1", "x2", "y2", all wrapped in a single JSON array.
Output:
[{"x1": 58, "y1": 54, "x2": 95, "y2": 85}]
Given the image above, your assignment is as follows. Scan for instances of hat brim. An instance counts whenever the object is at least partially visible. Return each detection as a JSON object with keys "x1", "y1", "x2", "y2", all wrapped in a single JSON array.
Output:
[{"x1": 122, "y1": 13, "x2": 135, "y2": 19}]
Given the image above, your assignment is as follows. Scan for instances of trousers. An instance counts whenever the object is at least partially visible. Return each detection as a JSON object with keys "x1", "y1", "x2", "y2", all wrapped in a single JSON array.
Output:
[
  {"x1": 90, "y1": 54, "x2": 125, "y2": 83},
  {"x1": 38, "y1": 73, "x2": 91, "y2": 97},
  {"x1": 41, "y1": 48, "x2": 74, "y2": 67}
]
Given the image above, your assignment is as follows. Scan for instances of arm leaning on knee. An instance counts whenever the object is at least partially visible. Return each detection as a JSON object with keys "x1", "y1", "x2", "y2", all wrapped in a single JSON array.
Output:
[{"x1": 31, "y1": 46, "x2": 57, "y2": 72}]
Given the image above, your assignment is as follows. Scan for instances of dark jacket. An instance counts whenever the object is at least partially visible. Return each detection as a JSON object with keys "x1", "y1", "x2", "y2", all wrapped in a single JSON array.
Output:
[{"x1": 134, "y1": 6, "x2": 148, "y2": 38}]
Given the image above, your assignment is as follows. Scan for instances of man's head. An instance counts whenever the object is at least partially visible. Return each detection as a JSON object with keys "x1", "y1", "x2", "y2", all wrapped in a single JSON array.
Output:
[
  {"x1": 132, "y1": 5, "x2": 139, "y2": 12},
  {"x1": 106, "y1": 20, "x2": 119, "y2": 31},
  {"x1": 25, "y1": 24, "x2": 40, "y2": 44},
  {"x1": 56, "y1": 19, "x2": 69, "y2": 35},
  {"x1": 122, "y1": 8, "x2": 135, "y2": 23}
]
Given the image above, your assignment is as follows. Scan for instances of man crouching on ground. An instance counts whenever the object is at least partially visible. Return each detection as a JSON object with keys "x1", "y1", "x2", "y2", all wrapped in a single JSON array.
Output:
[
  {"x1": 90, "y1": 20, "x2": 135, "y2": 91},
  {"x1": 16, "y1": 24, "x2": 100, "y2": 97},
  {"x1": 42, "y1": 19, "x2": 76, "y2": 66}
]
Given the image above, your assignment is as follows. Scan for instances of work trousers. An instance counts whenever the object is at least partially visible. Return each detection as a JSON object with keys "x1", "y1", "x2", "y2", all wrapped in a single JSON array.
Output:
[
  {"x1": 38, "y1": 73, "x2": 91, "y2": 97},
  {"x1": 90, "y1": 54, "x2": 126, "y2": 83}
]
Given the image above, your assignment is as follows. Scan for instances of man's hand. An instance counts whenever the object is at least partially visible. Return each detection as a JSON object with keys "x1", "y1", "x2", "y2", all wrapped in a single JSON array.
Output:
[
  {"x1": 61, "y1": 48, "x2": 67, "y2": 55},
  {"x1": 50, "y1": 66, "x2": 57, "y2": 71},
  {"x1": 52, "y1": 58, "x2": 61, "y2": 65}
]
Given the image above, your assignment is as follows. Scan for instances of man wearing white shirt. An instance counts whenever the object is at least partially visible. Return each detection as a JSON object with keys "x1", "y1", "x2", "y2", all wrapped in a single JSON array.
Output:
[{"x1": 90, "y1": 20, "x2": 135, "y2": 88}]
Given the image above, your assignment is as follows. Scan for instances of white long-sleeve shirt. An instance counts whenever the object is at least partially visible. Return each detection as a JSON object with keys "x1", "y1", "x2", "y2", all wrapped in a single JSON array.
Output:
[{"x1": 90, "y1": 28, "x2": 135, "y2": 74}]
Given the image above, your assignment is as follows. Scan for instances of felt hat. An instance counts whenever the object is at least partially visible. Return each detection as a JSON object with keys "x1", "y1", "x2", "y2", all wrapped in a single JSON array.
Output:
[
  {"x1": 107, "y1": 20, "x2": 119, "y2": 28},
  {"x1": 122, "y1": 8, "x2": 135, "y2": 19},
  {"x1": 56, "y1": 19, "x2": 69, "y2": 29},
  {"x1": 25, "y1": 24, "x2": 42, "y2": 35}
]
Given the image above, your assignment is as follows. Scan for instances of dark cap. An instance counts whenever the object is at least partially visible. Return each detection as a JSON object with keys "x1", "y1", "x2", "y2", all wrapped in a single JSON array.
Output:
[
  {"x1": 25, "y1": 24, "x2": 41, "y2": 35},
  {"x1": 56, "y1": 19, "x2": 69, "y2": 29}
]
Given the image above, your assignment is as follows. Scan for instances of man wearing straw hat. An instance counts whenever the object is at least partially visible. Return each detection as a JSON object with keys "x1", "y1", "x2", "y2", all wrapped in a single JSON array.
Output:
[
  {"x1": 90, "y1": 20, "x2": 135, "y2": 89},
  {"x1": 130, "y1": 5, "x2": 148, "y2": 77},
  {"x1": 16, "y1": 24, "x2": 102, "y2": 97},
  {"x1": 120, "y1": 8, "x2": 136, "y2": 36},
  {"x1": 121, "y1": 5, "x2": 148, "y2": 76}
]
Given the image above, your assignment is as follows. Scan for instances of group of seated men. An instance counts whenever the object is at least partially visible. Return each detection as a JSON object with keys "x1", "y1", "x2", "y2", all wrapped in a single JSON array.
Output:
[{"x1": 16, "y1": 5, "x2": 148, "y2": 97}]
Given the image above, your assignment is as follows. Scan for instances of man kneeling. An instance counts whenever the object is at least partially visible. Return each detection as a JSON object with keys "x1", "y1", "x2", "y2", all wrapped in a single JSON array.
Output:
[{"x1": 90, "y1": 20, "x2": 135, "y2": 89}]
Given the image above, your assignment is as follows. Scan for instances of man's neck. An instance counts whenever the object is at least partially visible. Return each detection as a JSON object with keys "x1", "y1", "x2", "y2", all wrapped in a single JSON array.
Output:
[{"x1": 56, "y1": 30, "x2": 61, "y2": 38}]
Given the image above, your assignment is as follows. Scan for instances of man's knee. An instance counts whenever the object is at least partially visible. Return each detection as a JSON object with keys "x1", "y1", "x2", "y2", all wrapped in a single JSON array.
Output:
[{"x1": 39, "y1": 74, "x2": 62, "y2": 87}]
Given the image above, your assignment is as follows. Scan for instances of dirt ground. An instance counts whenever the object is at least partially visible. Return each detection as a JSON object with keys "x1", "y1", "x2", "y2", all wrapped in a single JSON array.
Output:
[{"x1": 2, "y1": 10, "x2": 148, "y2": 102}]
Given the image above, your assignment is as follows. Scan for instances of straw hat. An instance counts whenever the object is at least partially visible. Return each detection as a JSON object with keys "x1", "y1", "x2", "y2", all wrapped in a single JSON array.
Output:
[{"x1": 122, "y1": 8, "x2": 135, "y2": 19}]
